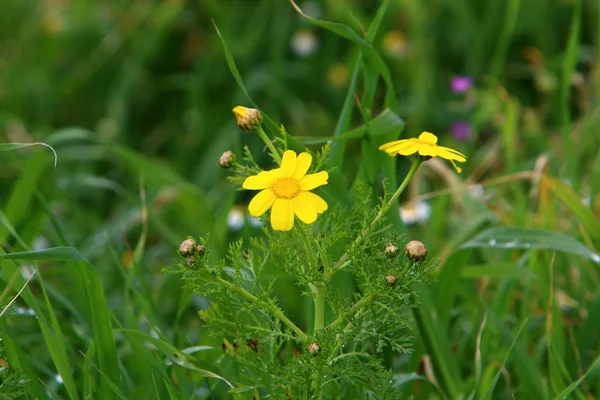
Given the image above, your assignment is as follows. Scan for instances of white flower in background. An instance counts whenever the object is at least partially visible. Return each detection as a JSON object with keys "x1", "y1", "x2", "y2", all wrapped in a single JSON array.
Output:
[
  {"x1": 32, "y1": 236, "x2": 50, "y2": 251},
  {"x1": 14, "y1": 307, "x2": 36, "y2": 316},
  {"x1": 227, "y1": 206, "x2": 245, "y2": 231},
  {"x1": 20, "y1": 266, "x2": 36, "y2": 281},
  {"x1": 399, "y1": 201, "x2": 431, "y2": 225},
  {"x1": 291, "y1": 29, "x2": 318, "y2": 57},
  {"x1": 248, "y1": 216, "x2": 265, "y2": 228},
  {"x1": 582, "y1": 195, "x2": 591, "y2": 207}
]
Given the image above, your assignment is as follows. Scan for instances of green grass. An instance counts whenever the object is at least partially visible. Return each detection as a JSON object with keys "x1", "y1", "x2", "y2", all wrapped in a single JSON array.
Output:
[{"x1": 1, "y1": 0, "x2": 600, "y2": 398}]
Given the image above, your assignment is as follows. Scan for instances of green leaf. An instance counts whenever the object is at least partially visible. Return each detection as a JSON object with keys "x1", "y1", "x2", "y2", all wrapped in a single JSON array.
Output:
[
  {"x1": 461, "y1": 263, "x2": 536, "y2": 279},
  {"x1": 295, "y1": 109, "x2": 405, "y2": 145},
  {"x1": 0, "y1": 247, "x2": 87, "y2": 262},
  {"x1": 460, "y1": 227, "x2": 600, "y2": 264}
]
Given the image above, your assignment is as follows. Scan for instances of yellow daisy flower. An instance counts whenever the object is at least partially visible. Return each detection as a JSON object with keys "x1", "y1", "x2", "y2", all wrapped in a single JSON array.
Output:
[
  {"x1": 379, "y1": 131, "x2": 467, "y2": 173},
  {"x1": 243, "y1": 150, "x2": 328, "y2": 231}
]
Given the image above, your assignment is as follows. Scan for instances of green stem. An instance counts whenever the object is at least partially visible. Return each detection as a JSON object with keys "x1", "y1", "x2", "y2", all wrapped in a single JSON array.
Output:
[
  {"x1": 312, "y1": 283, "x2": 326, "y2": 334},
  {"x1": 299, "y1": 224, "x2": 319, "y2": 269},
  {"x1": 215, "y1": 276, "x2": 308, "y2": 341},
  {"x1": 299, "y1": 224, "x2": 326, "y2": 334},
  {"x1": 328, "y1": 293, "x2": 378, "y2": 330},
  {"x1": 327, "y1": 158, "x2": 422, "y2": 277},
  {"x1": 256, "y1": 125, "x2": 282, "y2": 165}
]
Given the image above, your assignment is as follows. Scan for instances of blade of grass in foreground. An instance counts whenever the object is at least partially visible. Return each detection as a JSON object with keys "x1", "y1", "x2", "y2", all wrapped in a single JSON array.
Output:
[
  {"x1": 117, "y1": 329, "x2": 233, "y2": 389},
  {"x1": 412, "y1": 282, "x2": 463, "y2": 399},
  {"x1": 551, "y1": 354, "x2": 600, "y2": 400},
  {"x1": 480, "y1": 319, "x2": 527, "y2": 399},
  {"x1": 0, "y1": 142, "x2": 57, "y2": 167},
  {"x1": 1, "y1": 247, "x2": 120, "y2": 398}
]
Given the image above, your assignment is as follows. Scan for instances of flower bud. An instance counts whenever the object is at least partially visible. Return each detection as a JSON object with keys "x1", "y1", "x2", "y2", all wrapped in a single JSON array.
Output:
[
  {"x1": 384, "y1": 242, "x2": 399, "y2": 257},
  {"x1": 307, "y1": 342, "x2": 320, "y2": 355},
  {"x1": 186, "y1": 257, "x2": 196, "y2": 268},
  {"x1": 405, "y1": 240, "x2": 427, "y2": 261},
  {"x1": 178, "y1": 238, "x2": 196, "y2": 257},
  {"x1": 232, "y1": 106, "x2": 262, "y2": 132},
  {"x1": 219, "y1": 150, "x2": 235, "y2": 168},
  {"x1": 385, "y1": 274, "x2": 397, "y2": 286},
  {"x1": 197, "y1": 245, "x2": 206, "y2": 256}
]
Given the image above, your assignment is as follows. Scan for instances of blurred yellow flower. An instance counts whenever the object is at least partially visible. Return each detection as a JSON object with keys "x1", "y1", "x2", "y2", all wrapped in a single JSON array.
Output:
[
  {"x1": 243, "y1": 150, "x2": 328, "y2": 231},
  {"x1": 327, "y1": 63, "x2": 350, "y2": 88},
  {"x1": 383, "y1": 30, "x2": 407, "y2": 58},
  {"x1": 379, "y1": 131, "x2": 466, "y2": 173}
]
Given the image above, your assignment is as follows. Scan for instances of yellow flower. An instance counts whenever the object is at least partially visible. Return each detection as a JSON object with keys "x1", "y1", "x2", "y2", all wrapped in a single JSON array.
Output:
[
  {"x1": 242, "y1": 150, "x2": 328, "y2": 231},
  {"x1": 379, "y1": 131, "x2": 467, "y2": 173},
  {"x1": 232, "y1": 106, "x2": 262, "y2": 132}
]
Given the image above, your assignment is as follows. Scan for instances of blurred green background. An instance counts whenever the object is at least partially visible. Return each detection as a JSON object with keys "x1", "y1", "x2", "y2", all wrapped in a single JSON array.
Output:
[{"x1": 1, "y1": 0, "x2": 600, "y2": 398}]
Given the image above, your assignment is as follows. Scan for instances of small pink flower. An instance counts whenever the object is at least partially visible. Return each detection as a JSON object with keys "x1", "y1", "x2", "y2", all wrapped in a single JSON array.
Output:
[
  {"x1": 450, "y1": 76, "x2": 473, "y2": 94},
  {"x1": 449, "y1": 121, "x2": 473, "y2": 141}
]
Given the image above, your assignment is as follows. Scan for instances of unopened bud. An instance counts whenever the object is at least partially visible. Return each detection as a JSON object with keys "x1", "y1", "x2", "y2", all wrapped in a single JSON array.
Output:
[
  {"x1": 219, "y1": 150, "x2": 235, "y2": 168},
  {"x1": 385, "y1": 274, "x2": 397, "y2": 286},
  {"x1": 384, "y1": 242, "x2": 399, "y2": 257},
  {"x1": 307, "y1": 342, "x2": 320, "y2": 354},
  {"x1": 186, "y1": 257, "x2": 196, "y2": 268},
  {"x1": 179, "y1": 238, "x2": 196, "y2": 257},
  {"x1": 197, "y1": 245, "x2": 206, "y2": 256},
  {"x1": 232, "y1": 106, "x2": 262, "y2": 132},
  {"x1": 405, "y1": 240, "x2": 427, "y2": 261}
]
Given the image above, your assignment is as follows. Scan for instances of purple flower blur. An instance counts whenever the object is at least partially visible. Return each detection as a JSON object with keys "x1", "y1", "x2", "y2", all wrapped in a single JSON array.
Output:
[
  {"x1": 449, "y1": 121, "x2": 473, "y2": 141},
  {"x1": 450, "y1": 76, "x2": 473, "y2": 93}
]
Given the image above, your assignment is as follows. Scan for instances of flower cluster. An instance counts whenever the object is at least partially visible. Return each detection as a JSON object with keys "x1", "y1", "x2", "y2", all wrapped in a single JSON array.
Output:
[{"x1": 231, "y1": 106, "x2": 467, "y2": 229}]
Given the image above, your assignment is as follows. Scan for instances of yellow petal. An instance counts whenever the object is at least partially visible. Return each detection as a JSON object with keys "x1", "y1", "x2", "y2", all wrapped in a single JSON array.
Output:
[
  {"x1": 292, "y1": 193, "x2": 317, "y2": 224},
  {"x1": 436, "y1": 146, "x2": 467, "y2": 161},
  {"x1": 299, "y1": 191, "x2": 328, "y2": 214},
  {"x1": 243, "y1": 170, "x2": 279, "y2": 190},
  {"x1": 270, "y1": 198, "x2": 294, "y2": 231},
  {"x1": 232, "y1": 106, "x2": 249, "y2": 119},
  {"x1": 247, "y1": 189, "x2": 276, "y2": 217},
  {"x1": 380, "y1": 140, "x2": 414, "y2": 154},
  {"x1": 299, "y1": 171, "x2": 329, "y2": 190},
  {"x1": 396, "y1": 142, "x2": 419, "y2": 156},
  {"x1": 292, "y1": 152, "x2": 312, "y2": 179},
  {"x1": 435, "y1": 147, "x2": 467, "y2": 162},
  {"x1": 417, "y1": 144, "x2": 439, "y2": 157},
  {"x1": 379, "y1": 139, "x2": 408, "y2": 151},
  {"x1": 418, "y1": 131, "x2": 438, "y2": 144},
  {"x1": 280, "y1": 150, "x2": 297, "y2": 177}
]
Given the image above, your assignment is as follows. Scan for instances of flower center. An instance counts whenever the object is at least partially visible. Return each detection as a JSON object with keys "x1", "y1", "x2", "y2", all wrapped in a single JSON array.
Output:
[{"x1": 271, "y1": 178, "x2": 301, "y2": 199}]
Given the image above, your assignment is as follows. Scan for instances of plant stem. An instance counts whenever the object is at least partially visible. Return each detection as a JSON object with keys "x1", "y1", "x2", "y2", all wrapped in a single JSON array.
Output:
[
  {"x1": 327, "y1": 158, "x2": 422, "y2": 278},
  {"x1": 256, "y1": 125, "x2": 282, "y2": 165},
  {"x1": 311, "y1": 283, "x2": 326, "y2": 333},
  {"x1": 215, "y1": 276, "x2": 308, "y2": 341},
  {"x1": 298, "y1": 224, "x2": 326, "y2": 334},
  {"x1": 328, "y1": 293, "x2": 378, "y2": 330}
]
